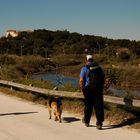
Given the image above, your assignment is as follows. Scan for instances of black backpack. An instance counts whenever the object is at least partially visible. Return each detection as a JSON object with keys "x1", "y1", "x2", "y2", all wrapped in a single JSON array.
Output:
[{"x1": 86, "y1": 64, "x2": 105, "y2": 90}]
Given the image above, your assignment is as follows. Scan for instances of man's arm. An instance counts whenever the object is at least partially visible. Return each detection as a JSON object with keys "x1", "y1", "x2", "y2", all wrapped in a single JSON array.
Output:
[
  {"x1": 79, "y1": 77, "x2": 84, "y2": 92},
  {"x1": 79, "y1": 77, "x2": 87, "y2": 98}
]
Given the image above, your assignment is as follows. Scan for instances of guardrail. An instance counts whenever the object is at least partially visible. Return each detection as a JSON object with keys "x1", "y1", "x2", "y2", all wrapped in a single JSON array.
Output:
[{"x1": 0, "y1": 80, "x2": 140, "y2": 107}]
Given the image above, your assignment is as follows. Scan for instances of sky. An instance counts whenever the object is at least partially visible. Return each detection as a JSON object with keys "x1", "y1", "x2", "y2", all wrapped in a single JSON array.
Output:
[{"x1": 0, "y1": 0, "x2": 140, "y2": 41}]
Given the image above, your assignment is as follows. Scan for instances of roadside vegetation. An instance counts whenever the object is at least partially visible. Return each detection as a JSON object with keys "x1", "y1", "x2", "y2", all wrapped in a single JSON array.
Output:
[{"x1": 0, "y1": 54, "x2": 139, "y2": 91}]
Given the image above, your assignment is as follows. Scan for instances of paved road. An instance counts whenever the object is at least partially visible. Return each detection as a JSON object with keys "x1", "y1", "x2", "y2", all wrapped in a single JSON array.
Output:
[{"x1": 0, "y1": 92, "x2": 139, "y2": 140}]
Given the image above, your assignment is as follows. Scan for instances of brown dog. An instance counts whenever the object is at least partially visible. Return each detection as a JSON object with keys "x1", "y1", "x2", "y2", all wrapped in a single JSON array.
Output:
[{"x1": 48, "y1": 96, "x2": 62, "y2": 123}]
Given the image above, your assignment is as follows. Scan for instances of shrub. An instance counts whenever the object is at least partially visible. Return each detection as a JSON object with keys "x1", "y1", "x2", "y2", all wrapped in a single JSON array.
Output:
[{"x1": 118, "y1": 52, "x2": 130, "y2": 61}]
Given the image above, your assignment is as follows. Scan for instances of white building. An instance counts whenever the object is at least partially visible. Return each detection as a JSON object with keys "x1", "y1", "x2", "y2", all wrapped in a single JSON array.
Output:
[{"x1": 6, "y1": 30, "x2": 18, "y2": 38}]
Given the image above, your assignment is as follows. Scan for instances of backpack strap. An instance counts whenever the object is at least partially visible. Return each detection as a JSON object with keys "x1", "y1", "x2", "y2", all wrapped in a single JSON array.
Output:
[{"x1": 86, "y1": 62, "x2": 100, "y2": 71}]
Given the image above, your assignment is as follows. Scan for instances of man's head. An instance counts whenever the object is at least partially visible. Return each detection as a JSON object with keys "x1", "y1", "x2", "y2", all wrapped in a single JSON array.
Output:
[{"x1": 86, "y1": 55, "x2": 93, "y2": 62}]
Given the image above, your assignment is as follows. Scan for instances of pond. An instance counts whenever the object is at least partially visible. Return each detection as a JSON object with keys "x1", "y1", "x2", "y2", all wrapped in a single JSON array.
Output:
[
  {"x1": 32, "y1": 73, "x2": 79, "y2": 87},
  {"x1": 32, "y1": 73, "x2": 140, "y2": 99}
]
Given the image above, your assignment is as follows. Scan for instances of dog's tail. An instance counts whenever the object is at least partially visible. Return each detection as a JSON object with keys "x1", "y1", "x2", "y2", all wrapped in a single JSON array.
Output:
[{"x1": 48, "y1": 96, "x2": 54, "y2": 107}]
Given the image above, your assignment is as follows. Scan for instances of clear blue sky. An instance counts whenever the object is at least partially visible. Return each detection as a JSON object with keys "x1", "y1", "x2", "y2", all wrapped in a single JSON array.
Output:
[{"x1": 0, "y1": 0, "x2": 140, "y2": 41}]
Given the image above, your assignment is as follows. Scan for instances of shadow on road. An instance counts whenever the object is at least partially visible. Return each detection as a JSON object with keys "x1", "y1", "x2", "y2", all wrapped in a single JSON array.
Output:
[
  {"x1": 102, "y1": 116, "x2": 140, "y2": 130},
  {"x1": 63, "y1": 117, "x2": 80, "y2": 123},
  {"x1": 0, "y1": 111, "x2": 38, "y2": 116}
]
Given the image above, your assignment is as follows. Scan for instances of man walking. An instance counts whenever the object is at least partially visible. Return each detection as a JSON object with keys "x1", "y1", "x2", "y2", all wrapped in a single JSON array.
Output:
[{"x1": 79, "y1": 55, "x2": 105, "y2": 129}]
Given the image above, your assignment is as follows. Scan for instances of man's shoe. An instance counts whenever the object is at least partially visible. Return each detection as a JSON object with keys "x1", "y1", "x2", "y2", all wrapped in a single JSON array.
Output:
[
  {"x1": 82, "y1": 118, "x2": 89, "y2": 127},
  {"x1": 96, "y1": 125, "x2": 102, "y2": 130},
  {"x1": 85, "y1": 123, "x2": 89, "y2": 127}
]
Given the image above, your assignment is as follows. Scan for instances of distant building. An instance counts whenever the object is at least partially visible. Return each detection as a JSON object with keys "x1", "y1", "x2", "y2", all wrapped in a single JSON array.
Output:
[
  {"x1": 6, "y1": 29, "x2": 33, "y2": 38},
  {"x1": 6, "y1": 30, "x2": 18, "y2": 38}
]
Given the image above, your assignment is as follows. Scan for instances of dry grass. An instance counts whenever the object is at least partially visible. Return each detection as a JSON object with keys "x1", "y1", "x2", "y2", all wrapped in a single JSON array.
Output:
[{"x1": 0, "y1": 54, "x2": 140, "y2": 91}]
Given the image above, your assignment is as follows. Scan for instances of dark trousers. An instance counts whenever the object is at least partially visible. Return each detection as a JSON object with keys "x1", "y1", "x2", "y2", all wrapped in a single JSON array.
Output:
[{"x1": 83, "y1": 87, "x2": 104, "y2": 125}]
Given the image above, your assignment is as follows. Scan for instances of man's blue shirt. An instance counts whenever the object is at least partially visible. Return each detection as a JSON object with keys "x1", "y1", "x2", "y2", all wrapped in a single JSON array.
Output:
[{"x1": 80, "y1": 65, "x2": 90, "y2": 87}]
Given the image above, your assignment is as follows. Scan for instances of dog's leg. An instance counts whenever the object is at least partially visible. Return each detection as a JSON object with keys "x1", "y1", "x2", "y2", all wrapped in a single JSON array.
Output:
[
  {"x1": 55, "y1": 116, "x2": 58, "y2": 121},
  {"x1": 52, "y1": 105, "x2": 58, "y2": 121},
  {"x1": 58, "y1": 106, "x2": 62, "y2": 123},
  {"x1": 56, "y1": 111, "x2": 62, "y2": 123},
  {"x1": 54, "y1": 112, "x2": 58, "y2": 121},
  {"x1": 49, "y1": 108, "x2": 52, "y2": 119},
  {"x1": 58, "y1": 115, "x2": 62, "y2": 123}
]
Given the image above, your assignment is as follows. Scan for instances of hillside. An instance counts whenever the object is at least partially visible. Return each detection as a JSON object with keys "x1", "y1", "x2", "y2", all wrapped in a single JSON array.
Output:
[{"x1": 0, "y1": 29, "x2": 140, "y2": 57}]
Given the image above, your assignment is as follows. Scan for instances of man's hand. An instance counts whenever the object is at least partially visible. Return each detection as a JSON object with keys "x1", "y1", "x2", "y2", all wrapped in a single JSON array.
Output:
[{"x1": 79, "y1": 78, "x2": 84, "y2": 92}]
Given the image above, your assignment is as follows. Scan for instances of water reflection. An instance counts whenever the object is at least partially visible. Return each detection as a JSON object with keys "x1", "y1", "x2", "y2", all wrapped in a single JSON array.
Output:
[
  {"x1": 108, "y1": 86, "x2": 140, "y2": 98},
  {"x1": 32, "y1": 73, "x2": 79, "y2": 87}
]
